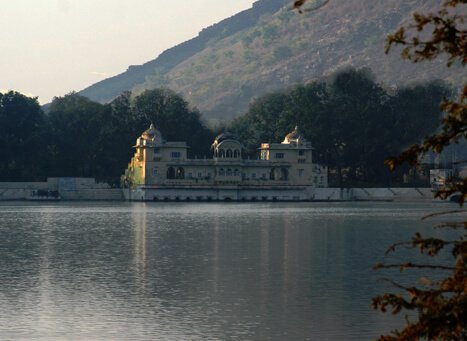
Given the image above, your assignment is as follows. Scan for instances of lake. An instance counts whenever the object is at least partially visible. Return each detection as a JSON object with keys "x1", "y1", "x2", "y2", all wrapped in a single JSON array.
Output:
[{"x1": 0, "y1": 201, "x2": 460, "y2": 340}]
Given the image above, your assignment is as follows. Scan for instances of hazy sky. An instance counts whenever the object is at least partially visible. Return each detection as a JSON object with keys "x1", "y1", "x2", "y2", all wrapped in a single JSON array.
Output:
[{"x1": 1, "y1": 0, "x2": 255, "y2": 103}]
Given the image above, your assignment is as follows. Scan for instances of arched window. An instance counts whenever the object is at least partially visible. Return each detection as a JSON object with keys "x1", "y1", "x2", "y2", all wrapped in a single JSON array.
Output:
[
  {"x1": 167, "y1": 167, "x2": 176, "y2": 179},
  {"x1": 234, "y1": 169, "x2": 239, "y2": 176},
  {"x1": 219, "y1": 168, "x2": 225, "y2": 176},
  {"x1": 220, "y1": 149, "x2": 226, "y2": 158},
  {"x1": 176, "y1": 167, "x2": 185, "y2": 179},
  {"x1": 226, "y1": 149, "x2": 233, "y2": 158},
  {"x1": 215, "y1": 149, "x2": 218, "y2": 158},
  {"x1": 234, "y1": 149, "x2": 240, "y2": 158},
  {"x1": 227, "y1": 168, "x2": 232, "y2": 176},
  {"x1": 280, "y1": 168, "x2": 288, "y2": 181}
]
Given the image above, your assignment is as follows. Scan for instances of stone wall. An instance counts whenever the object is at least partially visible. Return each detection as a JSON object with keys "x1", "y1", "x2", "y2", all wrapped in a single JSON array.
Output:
[
  {"x1": 0, "y1": 179, "x2": 434, "y2": 202},
  {"x1": 125, "y1": 186, "x2": 435, "y2": 202},
  {"x1": 0, "y1": 182, "x2": 49, "y2": 200},
  {"x1": 0, "y1": 178, "x2": 123, "y2": 201},
  {"x1": 310, "y1": 187, "x2": 433, "y2": 201}
]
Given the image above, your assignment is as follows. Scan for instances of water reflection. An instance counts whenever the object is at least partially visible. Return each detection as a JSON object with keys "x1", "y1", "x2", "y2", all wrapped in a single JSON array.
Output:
[
  {"x1": 128, "y1": 203, "x2": 400, "y2": 339},
  {"x1": 0, "y1": 201, "x2": 460, "y2": 340},
  {"x1": 133, "y1": 203, "x2": 147, "y2": 287}
]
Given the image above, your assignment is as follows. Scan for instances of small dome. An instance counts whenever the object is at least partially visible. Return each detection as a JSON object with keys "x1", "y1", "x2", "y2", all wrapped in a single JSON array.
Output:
[
  {"x1": 286, "y1": 126, "x2": 301, "y2": 139},
  {"x1": 212, "y1": 132, "x2": 239, "y2": 148},
  {"x1": 214, "y1": 132, "x2": 238, "y2": 144},
  {"x1": 211, "y1": 132, "x2": 242, "y2": 159},
  {"x1": 141, "y1": 123, "x2": 162, "y2": 140},
  {"x1": 282, "y1": 126, "x2": 306, "y2": 144}
]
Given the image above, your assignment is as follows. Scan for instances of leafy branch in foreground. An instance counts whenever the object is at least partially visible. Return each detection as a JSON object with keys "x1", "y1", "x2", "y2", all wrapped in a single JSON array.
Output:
[
  {"x1": 292, "y1": 0, "x2": 330, "y2": 14},
  {"x1": 372, "y1": 1, "x2": 467, "y2": 340},
  {"x1": 372, "y1": 223, "x2": 467, "y2": 341}
]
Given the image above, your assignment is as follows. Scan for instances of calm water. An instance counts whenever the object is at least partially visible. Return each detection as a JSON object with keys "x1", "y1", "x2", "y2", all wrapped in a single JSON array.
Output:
[{"x1": 0, "y1": 201, "x2": 461, "y2": 340}]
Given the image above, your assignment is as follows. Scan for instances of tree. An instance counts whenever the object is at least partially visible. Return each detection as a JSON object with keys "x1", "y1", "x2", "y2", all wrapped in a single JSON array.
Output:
[
  {"x1": 229, "y1": 67, "x2": 446, "y2": 186},
  {"x1": 132, "y1": 88, "x2": 215, "y2": 158},
  {"x1": 43, "y1": 89, "x2": 215, "y2": 181},
  {"x1": 0, "y1": 91, "x2": 46, "y2": 180},
  {"x1": 46, "y1": 92, "x2": 108, "y2": 178},
  {"x1": 230, "y1": 91, "x2": 291, "y2": 155},
  {"x1": 328, "y1": 68, "x2": 394, "y2": 184},
  {"x1": 369, "y1": 0, "x2": 467, "y2": 339}
]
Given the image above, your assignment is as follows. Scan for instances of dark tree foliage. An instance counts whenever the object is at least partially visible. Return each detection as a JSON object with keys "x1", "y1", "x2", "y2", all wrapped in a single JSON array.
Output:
[
  {"x1": 37, "y1": 89, "x2": 213, "y2": 182},
  {"x1": 0, "y1": 91, "x2": 46, "y2": 180},
  {"x1": 0, "y1": 88, "x2": 214, "y2": 182},
  {"x1": 229, "y1": 68, "x2": 447, "y2": 186},
  {"x1": 100, "y1": 90, "x2": 142, "y2": 181},
  {"x1": 329, "y1": 69, "x2": 394, "y2": 184},
  {"x1": 45, "y1": 92, "x2": 109, "y2": 178},
  {"x1": 132, "y1": 89, "x2": 215, "y2": 158},
  {"x1": 230, "y1": 92, "x2": 291, "y2": 154}
]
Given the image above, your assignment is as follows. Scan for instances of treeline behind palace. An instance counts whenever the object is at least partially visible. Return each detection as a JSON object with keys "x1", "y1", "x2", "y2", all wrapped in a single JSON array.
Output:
[{"x1": 1, "y1": 68, "x2": 464, "y2": 188}]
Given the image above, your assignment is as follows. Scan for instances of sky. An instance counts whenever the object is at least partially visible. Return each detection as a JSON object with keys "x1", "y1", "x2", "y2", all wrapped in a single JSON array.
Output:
[{"x1": 0, "y1": 0, "x2": 256, "y2": 104}]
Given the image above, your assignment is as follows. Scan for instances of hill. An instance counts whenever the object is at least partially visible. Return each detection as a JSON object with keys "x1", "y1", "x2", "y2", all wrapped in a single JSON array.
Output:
[{"x1": 79, "y1": 0, "x2": 463, "y2": 121}]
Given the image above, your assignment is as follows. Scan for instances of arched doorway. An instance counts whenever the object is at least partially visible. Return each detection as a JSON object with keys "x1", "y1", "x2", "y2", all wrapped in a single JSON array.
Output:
[{"x1": 176, "y1": 167, "x2": 185, "y2": 179}]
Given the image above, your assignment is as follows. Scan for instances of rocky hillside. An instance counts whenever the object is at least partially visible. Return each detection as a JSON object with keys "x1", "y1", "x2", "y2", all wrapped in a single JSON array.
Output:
[{"x1": 79, "y1": 0, "x2": 462, "y2": 121}]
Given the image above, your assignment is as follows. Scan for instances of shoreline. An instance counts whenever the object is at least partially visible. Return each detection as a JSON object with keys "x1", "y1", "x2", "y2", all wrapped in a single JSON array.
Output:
[{"x1": 0, "y1": 183, "x2": 439, "y2": 202}]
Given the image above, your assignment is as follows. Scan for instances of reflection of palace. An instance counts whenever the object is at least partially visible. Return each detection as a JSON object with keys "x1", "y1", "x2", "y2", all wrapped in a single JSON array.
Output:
[{"x1": 122, "y1": 123, "x2": 327, "y2": 201}]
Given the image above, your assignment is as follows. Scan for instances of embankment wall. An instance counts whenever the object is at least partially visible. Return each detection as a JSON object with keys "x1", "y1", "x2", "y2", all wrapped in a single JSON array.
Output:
[
  {"x1": 0, "y1": 179, "x2": 434, "y2": 202},
  {"x1": 0, "y1": 178, "x2": 123, "y2": 201}
]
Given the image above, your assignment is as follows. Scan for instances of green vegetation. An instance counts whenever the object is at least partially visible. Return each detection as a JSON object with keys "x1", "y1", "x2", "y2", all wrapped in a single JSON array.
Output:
[
  {"x1": 0, "y1": 91, "x2": 45, "y2": 180},
  {"x1": 242, "y1": 50, "x2": 257, "y2": 63},
  {"x1": 229, "y1": 68, "x2": 449, "y2": 186},
  {"x1": 131, "y1": 88, "x2": 214, "y2": 158},
  {"x1": 223, "y1": 50, "x2": 235, "y2": 59},
  {"x1": 261, "y1": 24, "x2": 279, "y2": 47},
  {"x1": 273, "y1": 45, "x2": 293, "y2": 61},
  {"x1": 0, "y1": 89, "x2": 213, "y2": 183},
  {"x1": 0, "y1": 69, "x2": 451, "y2": 187}
]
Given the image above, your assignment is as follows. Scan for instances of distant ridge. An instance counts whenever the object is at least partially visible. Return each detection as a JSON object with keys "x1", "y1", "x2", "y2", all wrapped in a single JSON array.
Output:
[
  {"x1": 79, "y1": 0, "x2": 288, "y2": 104},
  {"x1": 79, "y1": 0, "x2": 462, "y2": 120}
]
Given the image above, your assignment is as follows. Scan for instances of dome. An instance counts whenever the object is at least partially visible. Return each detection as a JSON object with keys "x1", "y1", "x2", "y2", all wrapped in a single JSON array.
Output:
[
  {"x1": 282, "y1": 126, "x2": 307, "y2": 145},
  {"x1": 211, "y1": 132, "x2": 239, "y2": 149},
  {"x1": 286, "y1": 126, "x2": 301, "y2": 139},
  {"x1": 211, "y1": 132, "x2": 243, "y2": 159},
  {"x1": 141, "y1": 123, "x2": 163, "y2": 141},
  {"x1": 213, "y1": 132, "x2": 238, "y2": 144}
]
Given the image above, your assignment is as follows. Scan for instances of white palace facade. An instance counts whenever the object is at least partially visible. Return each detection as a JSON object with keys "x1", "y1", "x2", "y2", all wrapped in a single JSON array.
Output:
[{"x1": 122, "y1": 124, "x2": 328, "y2": 201}]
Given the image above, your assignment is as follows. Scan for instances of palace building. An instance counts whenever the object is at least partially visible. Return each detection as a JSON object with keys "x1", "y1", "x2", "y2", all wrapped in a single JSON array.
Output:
[{"x1": 122, "y1": 123, "x2": 327, "y2": 201}]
